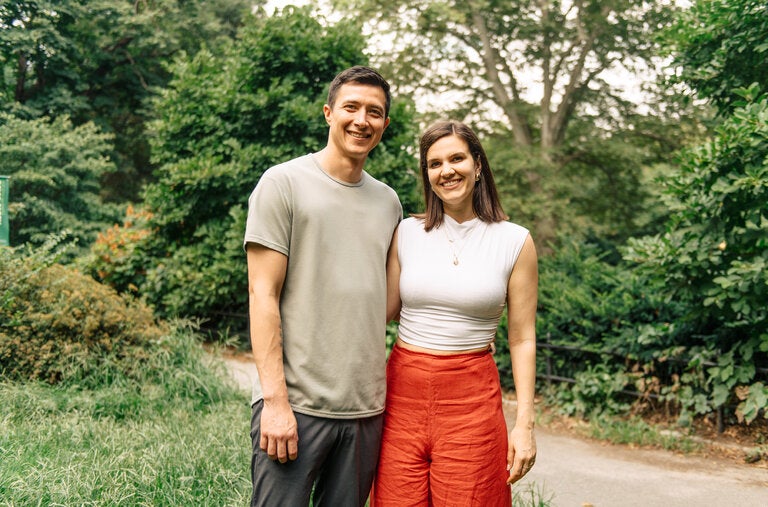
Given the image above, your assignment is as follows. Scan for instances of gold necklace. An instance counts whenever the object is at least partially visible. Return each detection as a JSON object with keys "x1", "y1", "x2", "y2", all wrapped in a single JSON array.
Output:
[{"x1": 441, "y1": 219, "x2": 479, "y2": 266}]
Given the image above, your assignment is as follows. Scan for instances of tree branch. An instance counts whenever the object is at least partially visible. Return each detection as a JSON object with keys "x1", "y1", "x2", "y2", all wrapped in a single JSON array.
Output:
[{"x1": 470, "y1": 8, "x2": 532, "y2": 145}]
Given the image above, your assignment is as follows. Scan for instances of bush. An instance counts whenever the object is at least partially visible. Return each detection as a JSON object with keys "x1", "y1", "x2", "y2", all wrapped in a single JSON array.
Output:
[
  {"x1": 0, "y1": 113, "x2": 122, "y2": 253},
  {"x1": 0, "y1": 310, "x2": 250, "y2": 504},
  {"x1": 494, "y1": 240, "x2": 689, "y2": 418},
  {"x1": 625, "y1": 91, "x2": 768, "y2": 424},
  {"x1": 85, "y1": 7, "x2": 419, "y2": 334},
  {"x1": 0, "y1": 235, "x2": 167, "y2": 387}
]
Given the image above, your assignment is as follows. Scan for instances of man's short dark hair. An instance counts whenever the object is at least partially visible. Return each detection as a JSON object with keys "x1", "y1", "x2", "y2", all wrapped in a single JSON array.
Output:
[{"x1": 327, "y1": 66, "x2": 391, "y2": 118}]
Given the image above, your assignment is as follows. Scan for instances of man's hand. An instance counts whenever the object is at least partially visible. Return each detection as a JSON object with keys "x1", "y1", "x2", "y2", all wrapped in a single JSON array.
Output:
[{"x1": 260, "y1": 398, "x2": 299, "y2": 463}]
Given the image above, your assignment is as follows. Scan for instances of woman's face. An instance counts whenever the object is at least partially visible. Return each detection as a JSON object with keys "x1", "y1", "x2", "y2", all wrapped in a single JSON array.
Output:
[{"x1": 425, "y1": 134, "x2": 480, "y2": 214}]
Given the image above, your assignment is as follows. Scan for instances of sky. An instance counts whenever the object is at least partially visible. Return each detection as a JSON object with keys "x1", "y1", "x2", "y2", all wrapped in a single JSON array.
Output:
[{"x1": 258, "y1": 0, "x2": 658, "y2": 116}]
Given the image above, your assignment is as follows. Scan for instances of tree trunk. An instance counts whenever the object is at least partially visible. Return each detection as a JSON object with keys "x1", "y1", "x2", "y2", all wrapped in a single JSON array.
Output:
[{"x1": 15, "y1": 53, "x2": 27, "y2": 103}]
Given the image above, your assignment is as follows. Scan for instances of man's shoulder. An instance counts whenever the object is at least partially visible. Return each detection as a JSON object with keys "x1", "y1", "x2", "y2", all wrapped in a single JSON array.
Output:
[
  {"x1": 264, "y1": 153, "x2": 314, "y2": 178},
  {"x1": 362, "y1": 171, "x2": 400, "y2": 199}
]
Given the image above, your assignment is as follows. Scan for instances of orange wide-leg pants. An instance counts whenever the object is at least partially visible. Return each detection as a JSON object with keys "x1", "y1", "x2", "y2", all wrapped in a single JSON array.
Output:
[{"x1": 373, "y1": 345, "x2": 512, "y2": 507}]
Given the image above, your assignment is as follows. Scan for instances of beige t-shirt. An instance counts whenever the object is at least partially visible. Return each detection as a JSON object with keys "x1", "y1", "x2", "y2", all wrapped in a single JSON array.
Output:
[{"x1": 244, "y1": 154, "x2": 402, "y2": 418}]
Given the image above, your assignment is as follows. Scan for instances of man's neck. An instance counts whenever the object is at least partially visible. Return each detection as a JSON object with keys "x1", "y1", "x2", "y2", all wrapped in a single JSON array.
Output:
[{"x1": 315, "y1": 147, "x2": 366, "y2": 184}]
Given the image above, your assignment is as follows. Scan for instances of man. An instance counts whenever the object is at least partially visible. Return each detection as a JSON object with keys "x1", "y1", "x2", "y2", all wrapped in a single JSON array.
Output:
[{"x1": 243, "y1": 66, "x2": 402, "y2": 506}]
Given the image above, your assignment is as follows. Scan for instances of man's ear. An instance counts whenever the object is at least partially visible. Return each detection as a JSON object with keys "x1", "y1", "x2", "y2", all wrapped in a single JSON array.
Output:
[{"x1": 323, "y1": 104, "x2": 332, "y2": 125}]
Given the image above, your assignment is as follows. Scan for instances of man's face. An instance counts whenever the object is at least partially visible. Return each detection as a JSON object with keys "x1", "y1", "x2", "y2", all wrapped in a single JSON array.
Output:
[{"x1": 324, "y1": 83, "x2": 390, "y2": 162}]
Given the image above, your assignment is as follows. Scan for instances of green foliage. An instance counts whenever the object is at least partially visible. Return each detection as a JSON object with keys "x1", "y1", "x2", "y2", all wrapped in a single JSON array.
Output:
[
  {"x1": 335, "y1": 0, "x2": 675, "y2": 146},
  {"x1": 485, "y1": 127, "x2": 672, "y2": 247},
  {"x1": 0, "y1": 113, "x2": 121, "y2": 251},
  {"x1": 536, "y1": 242, "x2": 685, "y2": 362},
  {"x1": 624, "y1": 92, "x2": 768, "y2": 423},
  {"x1": 586, "y1": 415, "x2": 701, "y2": 454},
  {"x1": 494, "y1": 241, "x2": 689, "y2": 417},
  {"x1": 665, "y1": 0, "x2": 768, "y2": 115},
  {"x1": 512, "y1": 483, "x2": 554, "y2": 507},
  {"x1": 87, "y1": 7, "x2": 419, "y2": 329},
  {"x1": 552, "y1": 365, "x2": 632, "y2": 418},
  {"x1": 0, "y1": 234, "x2": 170, "y2": 388},
  {"x1": 0, "y1": 0, "x2": 253, "y2": 201}
]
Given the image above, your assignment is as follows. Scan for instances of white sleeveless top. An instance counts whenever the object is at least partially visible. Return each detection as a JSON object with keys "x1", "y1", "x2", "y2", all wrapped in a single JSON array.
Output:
[{"x1": 397, "y1": 215, "x2": 529, "y2": 351}]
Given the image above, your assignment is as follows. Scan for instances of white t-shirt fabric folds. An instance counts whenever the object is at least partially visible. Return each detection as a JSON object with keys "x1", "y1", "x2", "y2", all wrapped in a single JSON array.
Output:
[{"x1": 397, "y1": 215, "x2": 529, "y2": 351}]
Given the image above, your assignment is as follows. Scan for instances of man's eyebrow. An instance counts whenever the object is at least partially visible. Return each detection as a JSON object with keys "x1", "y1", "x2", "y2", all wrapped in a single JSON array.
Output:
[{"x1": 341, "y1": 98, "x2": 384, "y2": 111}]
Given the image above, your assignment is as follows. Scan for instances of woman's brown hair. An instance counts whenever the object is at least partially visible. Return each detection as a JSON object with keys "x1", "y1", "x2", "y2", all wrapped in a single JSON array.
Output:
[{"x1": 418, "y1": 120, "x2": 507, "y2": 231}]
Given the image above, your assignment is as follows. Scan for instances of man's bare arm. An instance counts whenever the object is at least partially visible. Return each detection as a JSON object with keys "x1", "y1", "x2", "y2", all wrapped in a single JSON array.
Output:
[{"x1": 246, "y1": 243, "x2": 298, "y2": 462}]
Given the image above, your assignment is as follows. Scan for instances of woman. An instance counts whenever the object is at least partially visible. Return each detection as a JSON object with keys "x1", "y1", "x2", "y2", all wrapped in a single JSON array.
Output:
[{"x1": 373, "y1": 120, "x2": 538, "y2": 506}]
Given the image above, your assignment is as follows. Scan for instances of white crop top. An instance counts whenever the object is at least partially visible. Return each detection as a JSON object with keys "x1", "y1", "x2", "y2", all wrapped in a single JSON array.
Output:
[{"x1": 397, "y1": 215, "x2": 529, "y2": 351}]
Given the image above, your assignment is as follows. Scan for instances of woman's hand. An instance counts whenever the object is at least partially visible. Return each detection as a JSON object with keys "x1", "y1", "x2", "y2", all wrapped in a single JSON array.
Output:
[{"x1": 506, "y1": 425, "x2": 537, "y2": 484}]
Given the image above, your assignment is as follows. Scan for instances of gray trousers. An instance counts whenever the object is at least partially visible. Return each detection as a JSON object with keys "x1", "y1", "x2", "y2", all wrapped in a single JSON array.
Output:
[{"x1": 250, "y1": 400, "x2": 383, "y2": 507}]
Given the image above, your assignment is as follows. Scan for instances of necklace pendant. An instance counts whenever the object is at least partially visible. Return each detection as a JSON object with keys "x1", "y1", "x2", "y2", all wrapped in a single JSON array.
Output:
[{"x1": 453, "y1": 256, "x2": 459, "y2": 266}]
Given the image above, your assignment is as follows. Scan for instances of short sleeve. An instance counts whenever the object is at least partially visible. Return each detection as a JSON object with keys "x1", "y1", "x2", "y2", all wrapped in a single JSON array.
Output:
[{"x1": 243, "y1": 169, "x2": 292, "y2": 255}]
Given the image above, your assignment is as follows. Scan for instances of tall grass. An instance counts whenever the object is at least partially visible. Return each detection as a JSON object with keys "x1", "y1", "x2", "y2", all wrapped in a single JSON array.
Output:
[
  {"x1": 0, "y1": 325, "x2": 252, "y2": 506},
  {"x1": 586, "y1": 414, "x2": 702, "y2": 454},
  {"x1": 513, "y1": 483, "x2": 555, "y2": 507}
]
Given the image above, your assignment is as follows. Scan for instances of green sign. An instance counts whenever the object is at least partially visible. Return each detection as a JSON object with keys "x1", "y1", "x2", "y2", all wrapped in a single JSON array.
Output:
[{"x1": 0, "y1": 175, "x2": 9, "y2": 246}]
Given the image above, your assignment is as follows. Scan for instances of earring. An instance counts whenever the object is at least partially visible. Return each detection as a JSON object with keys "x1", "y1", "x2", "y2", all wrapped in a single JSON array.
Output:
[{"x1": 475, "y1": 172, "x2": 481, "y2": 181}]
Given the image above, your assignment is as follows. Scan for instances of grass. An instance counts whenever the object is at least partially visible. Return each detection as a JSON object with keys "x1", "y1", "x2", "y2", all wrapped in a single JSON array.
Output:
[
  {"x1": 536, "y1": 404, "x2": 703, "y2": 456},
  {"x1": 585, "y1": 414, "x2": 702, "y2": 454},
  {"x1": 0, "y1": 327, "x2": 252, "y2": 506},
  {"x1": 0, "y1": 324, "x2": 553, "y2": 506},
  {"x1": 513, "y1": 482, "x2": 554, "y2": 507}
]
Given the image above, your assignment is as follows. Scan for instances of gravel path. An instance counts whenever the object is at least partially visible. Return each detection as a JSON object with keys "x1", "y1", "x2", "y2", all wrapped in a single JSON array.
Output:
[{"x1": 220, "y1": 353, "x2": 768, "y2": 507}]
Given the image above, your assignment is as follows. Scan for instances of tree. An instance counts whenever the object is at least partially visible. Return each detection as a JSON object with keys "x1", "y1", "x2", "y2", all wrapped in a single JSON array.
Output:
[
  {"x1": 665, "y1": 0, "x2": 768, "y2": 115},
  {"x1": 0, "y1": 0, "x2": 254, "y2": 201},
  {"x1": 625, "y1": 0, "x2": 768, "y2": 424},
  {"x1": 335, "y1": 0, "x2": 675, "y2": 150},
  {"x1": 0, "y1": 113, "x2": 120, "y2": 251},
  {"x1": 331, "y1": 0, "x2": 686, "y2": 244},
  {"x1": 87, "y1": 6, "x2": 420, "y2": 331}
]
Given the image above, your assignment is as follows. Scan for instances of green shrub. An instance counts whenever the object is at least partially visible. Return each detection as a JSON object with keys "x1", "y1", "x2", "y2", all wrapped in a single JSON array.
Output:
[
  {"x1": 625, "y1": 91, "x2": 768, "y2": 424},
  {"x1": 0, "y1": 235, "x2": 167, "y2": 387},
  {"x1": 0, "y1": 113, "x2": 122, "y2": 253},
  {"x1": 85, "y1": 7, "x2": 419, "y2": 335},
  {"x1": 496, "y1": 241, "x2": 685, "y2": 390}
]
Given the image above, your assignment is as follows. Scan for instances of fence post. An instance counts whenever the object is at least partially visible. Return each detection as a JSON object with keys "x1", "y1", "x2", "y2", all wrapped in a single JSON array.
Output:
[{"x1": 0, "y1": 175, "x2": 9, "y2": 247}]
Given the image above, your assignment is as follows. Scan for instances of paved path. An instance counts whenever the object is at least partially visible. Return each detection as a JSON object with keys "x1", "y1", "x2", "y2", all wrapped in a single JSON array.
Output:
[
  {"x1": 508, "y1": 403, "x2": 767, "y2": 506},
  {"x1": 220, "y1": 354, "x2": 768, "y2": 507}
]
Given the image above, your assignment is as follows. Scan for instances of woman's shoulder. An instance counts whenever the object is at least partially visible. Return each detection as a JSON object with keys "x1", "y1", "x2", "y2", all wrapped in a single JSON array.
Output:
[
  {"x1": 488, "y1": 220, "x2": 530, "y2": 242},
  {"x1": 399, "y1": 216, "x2": 425, "y2": 230}
]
